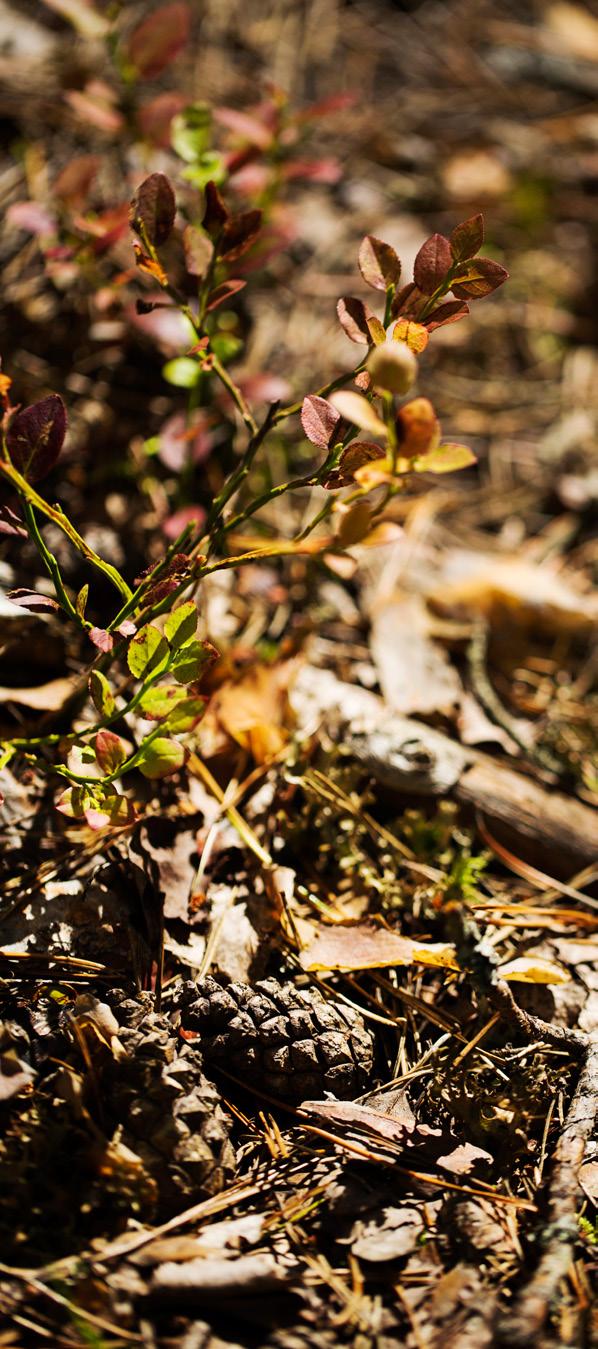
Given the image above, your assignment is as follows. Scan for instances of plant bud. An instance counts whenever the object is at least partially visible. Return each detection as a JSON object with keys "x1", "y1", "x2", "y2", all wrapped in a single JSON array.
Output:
[{"x1": 366, "y1": 339, "x2": 417, "y2": 396}]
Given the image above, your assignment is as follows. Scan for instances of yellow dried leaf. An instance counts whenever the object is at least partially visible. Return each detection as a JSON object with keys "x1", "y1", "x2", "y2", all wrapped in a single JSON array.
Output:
[
  {"x1": 392, "y1": 319, "x2": 429, "y2": 353},
  {"x1": 498, "y1": 956, "x2": 571, "y2": 985}
]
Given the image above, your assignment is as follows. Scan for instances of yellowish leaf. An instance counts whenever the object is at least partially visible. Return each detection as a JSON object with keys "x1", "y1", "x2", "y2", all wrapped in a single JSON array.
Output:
[
  {"x1": 498, "y1": 956, "x2": 571, "y2": 985},
  {"x1": 414, "y1": 442, "x2": 476, "y2": 474},
  {"x1": 330, "y1": 390, "x2": 387, "y2": 437},
  {"x1": 392, "y1": 319, "x2": 429, "y2": 353}
]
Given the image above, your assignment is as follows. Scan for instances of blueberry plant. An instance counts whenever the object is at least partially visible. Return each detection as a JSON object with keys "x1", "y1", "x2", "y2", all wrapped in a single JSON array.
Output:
[{"x1": 1, "y1": 51, "x2": 507, "y2": 833}]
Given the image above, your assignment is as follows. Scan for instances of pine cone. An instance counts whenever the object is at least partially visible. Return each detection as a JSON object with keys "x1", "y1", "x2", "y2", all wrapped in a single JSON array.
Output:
[
  {"x1": 175, "y1": 977, "x2": 374, "y2": 1103},
  {"x1": 103, "y1": 996, "x2": 236, "y2": 1210}
]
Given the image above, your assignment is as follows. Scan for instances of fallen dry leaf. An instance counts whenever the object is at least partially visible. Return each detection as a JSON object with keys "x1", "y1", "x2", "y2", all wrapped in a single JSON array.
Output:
[
  {"x1": 300, "y1": 921, "x2": 457, "y2": 972},
  {"x1": 367, "y1": 593, "x2": 462, "y2": 717},
  {"x1": 498, "y1": 956, "x2": 571, "y2": 985},
  {"x1": 215, "y1": 661, "x2": 295, "y2": 763}
]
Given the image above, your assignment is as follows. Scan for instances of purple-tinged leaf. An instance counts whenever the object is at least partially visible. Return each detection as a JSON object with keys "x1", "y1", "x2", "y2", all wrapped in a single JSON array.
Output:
[
  {"x1": 413, "y1": 233, "x2": 452, "y2": 294},
  {"x1": 0, "y1": 505, "x2": 27, "y2": 539},
  {"x1": 219, "y1": 209, "x2": 262, "y2": 261},
  {"x1": 450, "y1": 213, "x2": 484, "y2": 263},
  {"x1": 336, "y1": 296, "x2": 371, "y2": 345},
  {"x1": 451, "y1": 256, "x2": 509, "y2": 299},
  {"x1": 89, "y1": 627, "x2": 114, "y2": 653},
  {"x1": 358, "y1": 235, "x2": 401, "y2": 292},
  {"x1": 130, "y1": 173, "x2": 176, "y2": 248},
  {"x1": 7, "y1": 588, "x2": 60, "y2": 613},
  {"x1": 117, "y1": 620, "x2": 137, "y2": 637},
  {"x1": 128, "y1": 2, "x2": 191, "y2": 79},
  {"x1": 202, "y1": 181, "x2": 229, "y2": 237},
  {"x1": 6, "y1": 394, "x2": 67, "y2": 483},
  {"x1": 300, "y1": 395, "x2": 341, "y2": 449}
]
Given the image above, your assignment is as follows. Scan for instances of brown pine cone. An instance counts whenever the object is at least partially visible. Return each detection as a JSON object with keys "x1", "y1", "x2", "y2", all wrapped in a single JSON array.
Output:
[
  {"x1": 175, "y1": 976, "x2": 374, "y2": 1103},
  {"x1": 103, "y1": 995, "x2": 236, "y2": 1210}
]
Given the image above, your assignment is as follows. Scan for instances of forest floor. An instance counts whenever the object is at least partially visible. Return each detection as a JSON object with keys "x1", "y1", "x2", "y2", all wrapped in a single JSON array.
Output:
[{"x1": 0, "y1": 1, "x2": 597, "y2": 1346}]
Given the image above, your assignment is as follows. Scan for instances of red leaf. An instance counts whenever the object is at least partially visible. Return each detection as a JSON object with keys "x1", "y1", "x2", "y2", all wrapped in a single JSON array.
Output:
[
  {"x1": 219, "y1": 209, "x2": 262, "y2": 261},
  {"x1": 324, "y1": 441, "x2": 385, "y2": 488},
  {"x1": 300, "y1": 395, "x2": 341, "y2": 448},
  {"x1": 424, "y1": 299, "x2": 470, "y2": 331},
  {"x1": 128, "y1": 2, "x2": 191, "y2": 79},
  {"x1": 281, "y1": 157, "x2": 341, "y2": 184},
  {"x1": 390, "y1": 282, "x2": 424, "y2": 319},
  {"x1": 413, "y1": 233, "x2": 452, "y2": 294},
  {"x1": 130, "y1": 173, "x2": 176, "y2": 247},
  {"x1": 137, "y1": 92, "x2": 187, "y2": 147},
  {"x1": 6, "y1": 394, "x2": 67, "y2": 483},
  {"x1": 7, "y1": 201, "x2": 55, "y2": 237},
  {"x1": 451, "y1": 256, "x2": 509, "y2": 299},
  {"x1": 202, "y1": 181, "x2": 229, "y2": 237},
  {"x1": 213, "y1": 106, "x2": 273, "y2": 150},
  {"x1": 95, "y1": 730, "x2": 127, "y2": 774},
  {"x1": 450, "y1": 213, "x2": 484, "y2": 263},
  {"x1": 336, "y1": 296, "x2": 371, "y2": 344},
  {"x1": 162, "y1": 504, "x2": 206, "y2": 540},
  {"x1": 205, "y1": 279, "x2": 246, "y2": 312},
  {"x1": 53, "y1": 155, "x2": 99, "y2": 206},
  {"x1": 358, "y1": 235, "x2": 401, "y2": 292},
  {"x1": 89, "y1": 627, "x2": 114, "y2": 653},
  {"x1": 298, "y1": 93, "x2": 356, "y2": 121},
  {"x1": 65, "y1": 84, "x2": 124, "y2": 135}
]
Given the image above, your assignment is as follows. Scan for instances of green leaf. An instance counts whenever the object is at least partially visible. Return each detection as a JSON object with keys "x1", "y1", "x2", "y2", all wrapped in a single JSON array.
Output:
[
  {"x1": 89, "y1": 670, "x2": 115, "y2": 719},
  {"x1": 95, "y1": 730, "x2": 127, "y2": 774},
  {"x1": 181, "y1": 152, "x2": 227, "y2": 190},
  {"x1": 75, "y1": 584, "x2": 88, "y2": 619},
  {"x1": 171, "y1": 637, "x2": 214, "y2": 685},
  {"x1": 171, "y1": 102, "x2": 212, "y2": 163},
  {"x1": 161, "y1": 695, "x2": 205, "y2": 733},
  {"x1": 127, "y1": 623, "x2": 169, "y2": 679},
  {"x1": 164, "y1": 600, "x2": 198, "y2": 650},
  {"x1": 139, "y1": 684, "x2": 188, "y2": 719},
  {"x1": 414, "y1": 443, "x2": 477, "y2": 473},
  {"x1": 138, "y1": 736, "x2": 185, "y2": 779},
  {"x1": 162, "y1": 357, "x2": 201, "y2": 388}
]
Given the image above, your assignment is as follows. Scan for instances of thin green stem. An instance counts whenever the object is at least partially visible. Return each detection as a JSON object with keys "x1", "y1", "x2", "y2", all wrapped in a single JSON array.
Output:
[
  {"x1": 205, "y1": 400, "x2": 279, "y2": 536},
  {"x1": 272, "y1": 361, "x2": 367, "y2": 424},
  {"x1": 0, "y1": 459, "x2": 132, "y2": 602},
  {"x1": 22, "y1": 500, "x2": 83, "y2": 626}
]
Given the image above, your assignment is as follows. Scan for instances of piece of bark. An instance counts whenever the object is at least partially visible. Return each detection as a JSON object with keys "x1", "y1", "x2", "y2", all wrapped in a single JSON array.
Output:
[{"x1": 290, "y1": 667, "x2": 598, "y2": 869}]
